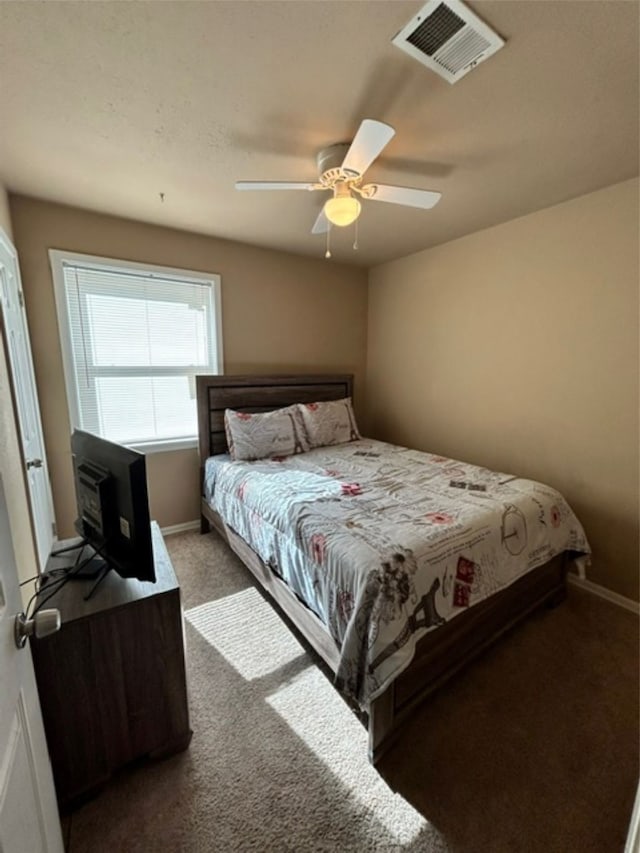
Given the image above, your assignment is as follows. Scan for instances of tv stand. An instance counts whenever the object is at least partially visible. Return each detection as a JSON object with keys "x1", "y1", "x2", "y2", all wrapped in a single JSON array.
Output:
[{"x1": 30, "y1": 522, "x2": 192, "y2": 810}]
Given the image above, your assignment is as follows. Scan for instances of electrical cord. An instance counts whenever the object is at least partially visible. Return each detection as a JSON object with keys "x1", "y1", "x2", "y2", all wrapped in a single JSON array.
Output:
[
  {"x1": 20, "y1": 540, "x2": 86, "y2": 590},
  {"x1": 24, "y1": 573, "x2": 66, "y2": 623},
  {"x1": 50, "y1": 538, "x2": 88, "y2": 557},
  {"x1": 23, "y1": 543, "x2": 86, "y2": 618},
  {"x1": 25, "y1": 574, "x2": 69, "y2": 621},
  {"x1": 27, "y1": 542, "x2": 104, "y2": 619}
]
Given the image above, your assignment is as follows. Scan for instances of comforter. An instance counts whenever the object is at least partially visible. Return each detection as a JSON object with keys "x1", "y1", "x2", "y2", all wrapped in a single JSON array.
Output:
[{"x1": 204, "y1": 439, "x2": 589, "y2": 708}]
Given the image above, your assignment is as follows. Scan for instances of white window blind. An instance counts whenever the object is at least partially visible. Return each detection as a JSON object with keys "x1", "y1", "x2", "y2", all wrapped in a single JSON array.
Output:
[{"x1": 51, "y1": 252, "x2": 222, "y2": 450}]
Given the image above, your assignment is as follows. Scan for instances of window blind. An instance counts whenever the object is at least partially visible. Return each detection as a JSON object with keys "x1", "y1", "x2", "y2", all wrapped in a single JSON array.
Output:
[{"x1": 58, "y1": 260, "x2": 220, "y2": 447}]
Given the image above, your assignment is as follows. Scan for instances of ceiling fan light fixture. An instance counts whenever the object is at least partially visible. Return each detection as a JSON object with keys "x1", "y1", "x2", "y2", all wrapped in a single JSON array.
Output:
[{"x1": 323, "y1": 183, "x2": 361, "y2": 227}]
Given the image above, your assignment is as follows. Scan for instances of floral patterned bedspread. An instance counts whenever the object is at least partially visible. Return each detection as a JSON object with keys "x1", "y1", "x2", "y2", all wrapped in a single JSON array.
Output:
[{"x1": 203, "y1": 438, "x2": 590, "y2": 709}]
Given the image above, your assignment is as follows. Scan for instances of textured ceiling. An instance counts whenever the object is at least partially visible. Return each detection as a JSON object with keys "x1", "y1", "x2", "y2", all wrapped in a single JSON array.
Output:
[{"x1": 0, "y1": 1, "x2": 638, "y2": 267}]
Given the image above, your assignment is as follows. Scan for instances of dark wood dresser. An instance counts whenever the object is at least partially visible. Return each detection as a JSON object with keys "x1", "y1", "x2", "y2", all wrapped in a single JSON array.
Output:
[{"x1": 30, "y1": 522, "x2": 191, "y2": 810}]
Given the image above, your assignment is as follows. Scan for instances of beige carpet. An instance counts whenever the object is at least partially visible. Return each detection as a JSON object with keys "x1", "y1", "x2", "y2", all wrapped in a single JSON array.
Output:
[{"x1": 65, "y1": 530, "x2": 639, "y2": 853}]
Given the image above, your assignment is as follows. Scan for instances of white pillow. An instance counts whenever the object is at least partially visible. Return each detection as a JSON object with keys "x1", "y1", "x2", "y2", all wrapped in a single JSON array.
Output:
[
  {"x1": 297, "y1": 398, "x2": 361, "y2": 449},
  {"x1": 224, "y1": 405, "x2": 309, "y2": 461}
]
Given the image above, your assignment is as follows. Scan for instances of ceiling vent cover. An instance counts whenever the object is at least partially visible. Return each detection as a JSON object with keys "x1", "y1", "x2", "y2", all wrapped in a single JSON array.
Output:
[{"x1": 392, "y1": 0, "x2": 505, "y2": 84}]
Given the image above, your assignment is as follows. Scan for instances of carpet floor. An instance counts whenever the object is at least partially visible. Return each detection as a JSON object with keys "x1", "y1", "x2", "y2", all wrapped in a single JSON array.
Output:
[{"x1": 65, "y1": 530, "x2": 639, "y2": 853}]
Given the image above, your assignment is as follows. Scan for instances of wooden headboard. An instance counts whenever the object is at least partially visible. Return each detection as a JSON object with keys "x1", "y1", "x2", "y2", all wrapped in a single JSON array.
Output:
[{"x1": 196, "y1": 373, "x2": 354, "y2": 461}]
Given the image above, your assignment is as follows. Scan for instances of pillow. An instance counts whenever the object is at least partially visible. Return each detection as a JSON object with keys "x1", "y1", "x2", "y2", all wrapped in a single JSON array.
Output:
[
  {"x1": 297, "y1": 397, "x2": 361, "y2": 449},
  {"x1": 224, "y1": 405, "x2": 309, "y2": 461}
]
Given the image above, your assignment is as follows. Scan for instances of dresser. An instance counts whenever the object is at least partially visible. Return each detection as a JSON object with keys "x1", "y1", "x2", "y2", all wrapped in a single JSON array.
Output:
[{"x1": 30, "y1": 522, "x2": 191, "y2": 809}]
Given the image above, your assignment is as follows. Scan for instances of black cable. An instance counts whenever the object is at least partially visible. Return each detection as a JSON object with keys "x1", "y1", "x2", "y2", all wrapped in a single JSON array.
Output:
[
  {"x1": 21, "y1": 541, "x2": 88, "y2": 589},
  {"x1": 27, "y1": 544, "x2": 92, "y2": 619},
  {"x1": 26, "y1": 540, "x2": 108, "y2": 621},
  {"x1": 28, "y1": 577, "x2": 71, "y2": 620},
  {"x1": 27, "y1": 561, "x2": 85, "y2": 619},
  {"x1": 24, "y1": 574, "x2": 67, "y2": 622},
  {"x1": 50, "y1": 538, "x2": 88, "y2": 557},
  {"x1": 23, "y1": 543, "x2": 85, "y2": 609},
  {"x1": 31, "y1": 543, "x2": 109, "y2": 618}
]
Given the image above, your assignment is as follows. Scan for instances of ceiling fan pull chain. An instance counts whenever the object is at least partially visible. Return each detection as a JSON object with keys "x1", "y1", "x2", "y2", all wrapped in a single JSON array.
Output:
[
  {"x1": 325, "y1": 226, "x2": 332, "y2": 259},
  {"x1": 353, "y1": 218, "x2": 359, "y2": 251}
]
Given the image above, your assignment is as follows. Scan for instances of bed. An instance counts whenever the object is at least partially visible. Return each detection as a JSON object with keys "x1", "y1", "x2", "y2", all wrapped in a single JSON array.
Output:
[{"x1": 196, "y1": 373, "x2": 589, "y2": 763}]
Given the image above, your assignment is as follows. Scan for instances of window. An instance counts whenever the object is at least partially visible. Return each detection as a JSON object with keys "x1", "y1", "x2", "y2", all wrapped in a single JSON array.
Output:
[{"x1": 50, "y1": 251, "x2": 223, "y2": 452}]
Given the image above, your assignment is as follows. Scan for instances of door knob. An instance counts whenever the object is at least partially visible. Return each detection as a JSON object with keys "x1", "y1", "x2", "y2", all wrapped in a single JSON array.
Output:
[
  {"x1": 26, "y1": 458, "x2": 43, "y2": 470},
  {"x1": 14, "y1": 609, "x2": 61, "y2": 649}
]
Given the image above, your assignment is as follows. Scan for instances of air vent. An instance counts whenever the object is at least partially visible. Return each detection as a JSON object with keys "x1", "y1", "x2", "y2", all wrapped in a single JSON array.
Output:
[{"x1": 392, "y1": 0, "x2": 505, "y2": 84}]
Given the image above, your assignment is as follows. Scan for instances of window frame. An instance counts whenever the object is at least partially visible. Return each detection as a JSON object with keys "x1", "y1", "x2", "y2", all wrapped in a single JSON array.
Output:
[{"x1": 49, "y1": 249, "x2": 223, "y2": 453}]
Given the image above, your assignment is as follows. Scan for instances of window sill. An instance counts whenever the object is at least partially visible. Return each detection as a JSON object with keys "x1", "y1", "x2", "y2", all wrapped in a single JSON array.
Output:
[{"x1": 128, "y1": 438, "x2": 198, "y2": 455}]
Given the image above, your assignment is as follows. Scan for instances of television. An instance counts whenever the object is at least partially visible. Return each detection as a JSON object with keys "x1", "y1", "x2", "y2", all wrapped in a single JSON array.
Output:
[{"x1": 69, "y1": 429, "x2": 155, "y2": 594}]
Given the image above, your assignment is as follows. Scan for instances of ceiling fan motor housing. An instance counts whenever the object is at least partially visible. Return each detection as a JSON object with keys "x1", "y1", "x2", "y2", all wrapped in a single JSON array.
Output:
[{"x1": 317, "y1": 143, "x2": 361, "y2": 185}]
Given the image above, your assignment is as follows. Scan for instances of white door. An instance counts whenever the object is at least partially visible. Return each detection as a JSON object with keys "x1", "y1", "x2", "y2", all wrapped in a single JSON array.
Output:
[
  {"x1": 0, "y1": 475, "x2": 64, "y2": 852},
  {"x1": 0, "y1": 230, "x2": 55, "y2": 571}
]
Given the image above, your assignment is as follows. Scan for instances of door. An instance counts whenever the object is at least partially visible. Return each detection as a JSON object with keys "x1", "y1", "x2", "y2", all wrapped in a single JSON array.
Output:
[
  {"x1": 0, "y1": 230, "x2": 55, "y2": 571},
  {"x1": 0, "y1": 475, "x2": 64, "y2": 852}
]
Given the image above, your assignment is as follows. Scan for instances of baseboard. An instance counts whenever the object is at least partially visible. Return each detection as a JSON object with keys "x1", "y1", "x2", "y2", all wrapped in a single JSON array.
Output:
[
  {"x1": 160, "y1": 520, "x2": 200, "y2": 537},
  {"x1": 567, "y1": 575, "x2": 639, "y2": 614}
]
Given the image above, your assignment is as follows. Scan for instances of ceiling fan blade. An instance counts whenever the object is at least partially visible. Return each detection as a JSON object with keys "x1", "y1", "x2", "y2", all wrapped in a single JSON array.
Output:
[
  {"x1": 311, "y1": 208, "x2": 330, "y2": 235},
  {"x1": 363, "y1": 183, "x2": 442, "y2": 209},
  {"x1": 341, "y1": 119, "x2": 395, "y2": 177},
  {"x1": 235, "y1": 181, "x2": 316, "y2": 191}
]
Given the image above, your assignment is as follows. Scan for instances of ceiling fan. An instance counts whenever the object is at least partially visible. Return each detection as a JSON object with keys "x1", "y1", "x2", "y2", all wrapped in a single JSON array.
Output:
[{"x1": 235, "y1": 119, "x2": 442, "y2": 238}]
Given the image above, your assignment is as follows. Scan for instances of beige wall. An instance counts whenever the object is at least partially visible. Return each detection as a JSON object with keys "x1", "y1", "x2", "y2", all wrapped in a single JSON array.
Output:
[
  {"x1": 0, "y1": 185, "x2": 40, "y2": 584},
  {"x1": 9, "y1": 195, "x2": 368, "y2": 536},
  {"x1": 367, "y1": 178, "x2": 639, "y2": 601}
]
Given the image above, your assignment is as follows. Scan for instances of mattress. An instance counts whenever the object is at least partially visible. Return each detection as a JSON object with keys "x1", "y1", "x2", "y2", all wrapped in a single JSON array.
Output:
[{"x1": 204, "y1": 438, "x2": 590, "y2": 708}]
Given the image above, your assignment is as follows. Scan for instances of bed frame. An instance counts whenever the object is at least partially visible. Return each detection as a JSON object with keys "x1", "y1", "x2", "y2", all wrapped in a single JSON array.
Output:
[{"x1": 196, "y1": 374, "x2": 568, "y2": 763}]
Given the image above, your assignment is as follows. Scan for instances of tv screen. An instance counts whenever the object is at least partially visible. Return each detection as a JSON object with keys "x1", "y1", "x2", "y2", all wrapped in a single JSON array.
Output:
[{"x1": 70, "y1": 429, "x2": 155, "y2": 585}]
